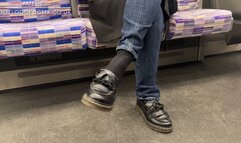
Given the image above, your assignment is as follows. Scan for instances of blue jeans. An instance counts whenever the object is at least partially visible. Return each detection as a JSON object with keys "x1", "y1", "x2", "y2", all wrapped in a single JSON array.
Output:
[{"x1": 116, "y1": 0, "x2": 164, "y2": 101}]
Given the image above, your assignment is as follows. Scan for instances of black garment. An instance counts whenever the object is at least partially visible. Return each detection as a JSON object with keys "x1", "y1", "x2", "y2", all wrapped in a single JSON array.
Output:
[
  {"x1": 89, "y1": 0, "x2": 178, "y2": 43},
  {"x1": 162, "y1": 0, "x2": 178, "y2": 27},
  {"x1": 105, "y1": 50, "x2": 133, "y2": 79},
  {"x1": 88, "y1": 0, "x2": 126, "y2": 43}
]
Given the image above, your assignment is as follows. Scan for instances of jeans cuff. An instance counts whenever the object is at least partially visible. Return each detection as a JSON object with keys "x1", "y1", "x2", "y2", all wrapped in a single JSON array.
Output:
[
  {"x1": 136, "y1": 96, "x2": 160, "y2": 101},
  {"x1": 116, "y1": 45, "x2": 138, "y2": 60}
]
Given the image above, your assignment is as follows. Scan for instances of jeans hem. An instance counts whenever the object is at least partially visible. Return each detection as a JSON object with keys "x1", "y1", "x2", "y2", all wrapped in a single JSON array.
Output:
[
  {"x1": 136, "y1": 96, "x2": 160, "y2": 101},
  {"x1": 116, "y1": 46, "x2": 138, "y2": 60}
]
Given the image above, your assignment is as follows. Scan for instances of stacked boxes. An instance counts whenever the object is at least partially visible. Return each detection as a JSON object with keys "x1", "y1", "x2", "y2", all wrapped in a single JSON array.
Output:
[
  {"x1": 177, "y1": 0, "x2": 200, "y2": 11},
  {"x1": 0, "y1": 0, "x2": 234, "y2": 58},
  {"x1": 82, "y1": 18, "x2": 97, "y2": 49},
  {"x1": 0, "y1": 0, "x2": 88, "y2": 59},
  {"x1": 0, "y1": 0, "x2": 72, "y2": 23},
  {"x1": 0, "y1": 19, "x2": 87, "y2": 58},
  {"x1": 75, "y1": 0, "x2": 231, "y2": 46},
  {"x1": 77, "y1": 0, "x2": 99, "y2": 49},
  {"x1": 168, "y1": 9, "x2": 233, "y2": 39},
  {"x1": 76, "y1": 0, "x2": 97, "y2": 48},
  {"x1": 77, "y1": 0, "x2": 90, "y2": 18}
]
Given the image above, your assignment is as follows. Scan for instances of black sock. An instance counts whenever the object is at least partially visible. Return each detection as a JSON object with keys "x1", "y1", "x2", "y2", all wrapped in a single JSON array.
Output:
[{"x1": 105, "y1": 50, "x2": 134, "y2": 79}]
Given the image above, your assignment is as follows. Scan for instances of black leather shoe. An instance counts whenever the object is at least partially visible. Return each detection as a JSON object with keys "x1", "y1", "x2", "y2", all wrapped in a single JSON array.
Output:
[
  {"x1": 136, "y1": 100, "x2": 173, "y2": 133},
  {"x1": 81, "y1": 69, "x2": 119, "y2": 111}
]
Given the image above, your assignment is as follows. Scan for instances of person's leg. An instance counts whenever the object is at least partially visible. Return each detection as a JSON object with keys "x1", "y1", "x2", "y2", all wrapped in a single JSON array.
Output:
[
  {"x1": 105, "y1": 0, "x2": 163, "y2": 79},
  {"x1": 135, "y1": 5, "x2": 173, "y2": 133},
  {"x1": 105, "y1": 50, "x2": 133, "y2": 80},
  {"x1": 116, "y1": 0, "x2": 162, "y2": 59},
  {"x1": 82, "y1": 0, "x2": 162, "y2": 110},
  {"x1": 135, "y1": 7, "x2": 164, "y2": 101}
]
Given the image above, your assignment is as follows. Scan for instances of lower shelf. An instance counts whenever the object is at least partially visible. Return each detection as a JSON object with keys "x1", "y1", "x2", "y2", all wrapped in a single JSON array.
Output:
[
  {"x1": 202, "y1": 34, "x2": 241, "y2": 56},
  {"x1": 0, "y1": 47, "x2": 199, "y2": 91}
]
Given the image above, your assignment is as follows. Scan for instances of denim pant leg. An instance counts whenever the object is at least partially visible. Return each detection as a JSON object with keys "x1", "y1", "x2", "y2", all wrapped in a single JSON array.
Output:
[
  {"x1": 116, "y1": 0, "x2": 164, "y2": 100},
  {"x1": 116, "y1": 0, "x2": 162, "y2": 60},
  {"x1": 136, "y1": 11, "x2": 164, "y2": 101}
]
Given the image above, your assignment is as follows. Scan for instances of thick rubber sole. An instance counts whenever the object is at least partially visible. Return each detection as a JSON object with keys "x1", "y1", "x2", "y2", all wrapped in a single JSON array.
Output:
[
  {"x1": 136, "y1": 104, "x2": 173, "y2": 133},
  {"x1": 81, "y1": 93, "x2": 113, "y2": 111}
]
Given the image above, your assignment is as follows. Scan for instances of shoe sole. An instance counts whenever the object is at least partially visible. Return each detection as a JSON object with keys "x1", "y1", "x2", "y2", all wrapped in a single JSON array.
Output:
[
  {"x1": 81, "y1": 93, "x2": 113, "y2": 111},
  {"x1": 136, "y1": 104, "x2": 173, "y2": 133}
]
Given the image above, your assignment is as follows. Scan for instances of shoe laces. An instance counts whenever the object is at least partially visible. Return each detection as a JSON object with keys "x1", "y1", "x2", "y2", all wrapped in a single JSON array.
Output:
[
  {"x1": 152, "y1": 101, "x2": 164, "y2": 110},
  {"x1": 145, "y1": 101, "x2": 165, "y2": 113},
  {"x1": 93, "y1": 74, "x2": 116, "y2": 90}
]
